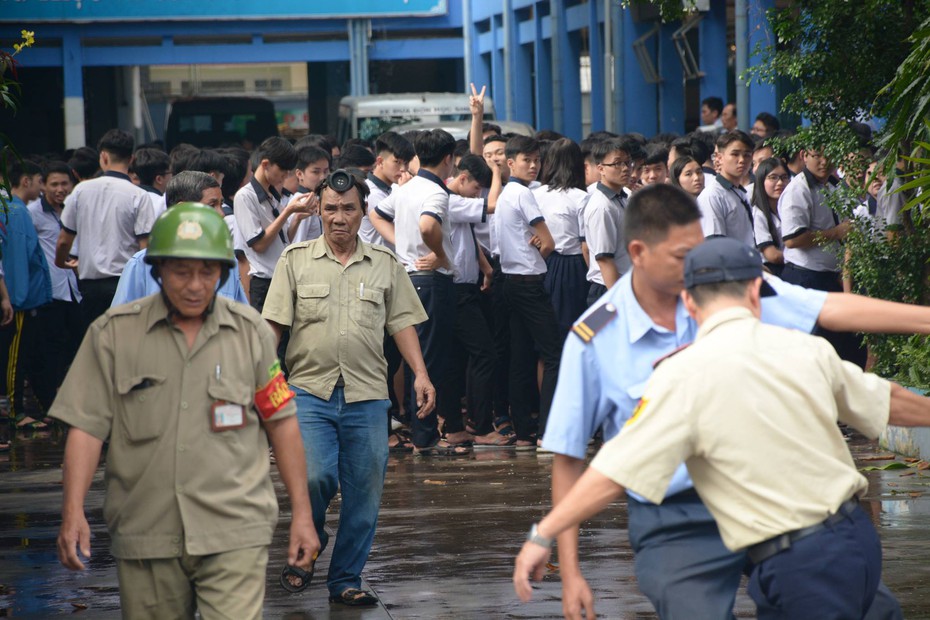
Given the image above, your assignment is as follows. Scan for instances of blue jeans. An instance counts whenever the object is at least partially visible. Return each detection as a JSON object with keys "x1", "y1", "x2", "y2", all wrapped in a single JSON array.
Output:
[{"x1": 293, "y1": 386, "x2": 389, "y2": 597}]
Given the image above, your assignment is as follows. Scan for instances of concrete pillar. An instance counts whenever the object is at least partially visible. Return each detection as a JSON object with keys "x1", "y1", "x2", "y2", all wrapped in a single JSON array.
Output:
[
  {"x1": 748, "y1": 0, "x2": 777, "y2": 125},
  {"x1": 62, "y1": 32, "x2": 85, "y2": 149}
]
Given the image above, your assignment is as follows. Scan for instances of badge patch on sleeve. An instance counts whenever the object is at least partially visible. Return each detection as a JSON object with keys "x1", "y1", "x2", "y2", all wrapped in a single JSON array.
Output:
[
  {"x1": 625, "y1": 398, "x2": 649, "y2": 427},
  {"x1": 255, "y1": 371, "x2": 295, "y2": 419}
]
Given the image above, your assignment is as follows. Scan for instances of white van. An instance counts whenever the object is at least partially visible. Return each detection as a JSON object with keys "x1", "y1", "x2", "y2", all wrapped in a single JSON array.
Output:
[{"x1": 337, "y1": 92, "x2": 496, "y2": 142}]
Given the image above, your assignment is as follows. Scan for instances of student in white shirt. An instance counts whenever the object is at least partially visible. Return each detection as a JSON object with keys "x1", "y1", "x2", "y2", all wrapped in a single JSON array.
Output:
[
  {"x1": 697, "y1": 131, "x2": 756, "y2": 246},
  {"x1": 362, "y1": 132, "x2": 414, "y2": 248}
]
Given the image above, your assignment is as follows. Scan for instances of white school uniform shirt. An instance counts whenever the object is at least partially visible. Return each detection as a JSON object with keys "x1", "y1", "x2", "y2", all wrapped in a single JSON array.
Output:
[
  {"x1": 583, "y1": 183, "x2": 630, "y2": 285},
  {"x1": 233, "y1": 178, "x2": 288, "y2": 278},
  {"x1": 27, "y1": 196, "x2": 82, "y2": 302},
  {"x1": 779, "y1": 170, "x2": 842, "y2": 272},
  {"x1": 697, "y1": 174, "x2": 755, "y2": 247},
  {"x1": 495, "y1": 179, "x2": 547, "y2": 276},
  {"x1": 448, "y1": 194, "x2": 488, "y2": 284},
  {"x1": 532, "y1": 184, "x2": 588, "y2": 256},
  {"x1": 285, "y1": 187, "x2": 323, "y2": 243},
  {"x1": 378, "y1": 170, "x2": 455, "y2": 276},
  {"x1": 362, "y1": 173, "x2": 394, "y2": 249},
  {"x1": 752, "y1": 205, "x2": 782, "y2": 251}
]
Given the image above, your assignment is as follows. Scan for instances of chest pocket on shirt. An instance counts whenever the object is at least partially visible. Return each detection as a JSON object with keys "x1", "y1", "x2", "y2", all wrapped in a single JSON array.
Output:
[
  {"x1": 296, "y1": 284, "x2": 330, "y2": 323},
  {"x1": 115, "y1": 373, "x2": 168, "y2": 443},
  {"x1": 353, "y1": 286, "x2": 384, "y2": 329},
  {"x1": 207, "y1": 377, "x2": 254, "y2": 439}
]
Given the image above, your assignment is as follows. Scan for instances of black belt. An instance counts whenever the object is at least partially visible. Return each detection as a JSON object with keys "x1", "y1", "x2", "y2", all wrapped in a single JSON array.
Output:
[
  {"x1": 408, "y1": 270, "x2": 452, "y2": 279},
  {"x1": 747, "y1": 497, "x2": 859, "y2": 564},
  {"x1": 504, "y1": 274, "x2": 545, "y2": 282}
]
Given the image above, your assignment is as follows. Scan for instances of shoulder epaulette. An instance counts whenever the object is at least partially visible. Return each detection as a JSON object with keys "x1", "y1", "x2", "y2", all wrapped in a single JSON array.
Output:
[
  {"x1": 652, "y1": 343, "x2": 691, "y2": 369},
  {"x1": 369, "y1": 243, "x2": 396, "y2": 257},
  {"x1": 572, "y1": 302, "x2": 618, "y2": 343},
  {"x1": 108, "y1": 302, "x2": 145, "y2": 317}
]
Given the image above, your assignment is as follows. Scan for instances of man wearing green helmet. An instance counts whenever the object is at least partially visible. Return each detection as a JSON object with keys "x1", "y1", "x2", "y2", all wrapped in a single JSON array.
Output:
[{"x1": 51, "y1": 203, "x2": 319, "y2": 618}]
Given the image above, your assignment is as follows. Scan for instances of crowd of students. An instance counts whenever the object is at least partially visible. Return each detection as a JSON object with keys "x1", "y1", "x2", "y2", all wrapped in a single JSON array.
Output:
[{"x1": 0, "y1": 89, "x2": 887, "y2": 455}]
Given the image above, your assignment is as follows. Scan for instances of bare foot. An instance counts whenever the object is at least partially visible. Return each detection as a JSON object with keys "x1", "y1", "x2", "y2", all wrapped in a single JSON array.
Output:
[
  {"x1": 444, "y1": 430, "x2": 473, "y2": 445},
  {"x1": 474, "y1": 431, "x2": 514, "y2": 446}
]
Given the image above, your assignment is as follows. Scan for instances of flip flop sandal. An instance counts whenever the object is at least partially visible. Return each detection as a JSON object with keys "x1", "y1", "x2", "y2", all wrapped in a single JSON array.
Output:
[
  {"x1": 329, "y1": 588, "x2": 379, "y2": 607},
  {"x1": 414, "y1": 441, "x2": 472, "y2": 456},
  {"x1": 280, "y1": 563, "x2": 314, "y2": 593},
  {"x1": 388, "y1": 433, "x2": 415, "y2": 453}
]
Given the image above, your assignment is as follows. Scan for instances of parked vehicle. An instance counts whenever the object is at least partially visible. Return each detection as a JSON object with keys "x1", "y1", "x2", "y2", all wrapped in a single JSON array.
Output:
[
  {"x1": 165, "y1": 97, "x2": 279, "y2": 151},
  {"x1": 337, "y1": 92, "x2": 496, "y2": 142}
]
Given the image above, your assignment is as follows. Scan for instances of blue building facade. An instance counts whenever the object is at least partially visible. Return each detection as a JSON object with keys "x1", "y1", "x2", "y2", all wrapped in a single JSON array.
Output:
[{"x1": 1, "y1": 0, "x2": 782, "y2": 152}]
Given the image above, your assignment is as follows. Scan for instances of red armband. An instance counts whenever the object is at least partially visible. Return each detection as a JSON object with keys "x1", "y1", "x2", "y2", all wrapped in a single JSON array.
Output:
[{"x1": 254, "y1": 371, "x2": 295, "y2": 420}]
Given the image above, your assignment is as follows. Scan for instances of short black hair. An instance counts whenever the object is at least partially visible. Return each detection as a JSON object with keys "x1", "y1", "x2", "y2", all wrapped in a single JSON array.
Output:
[
  {"x1": 97, "y1": 129, "x2": 134, "y2": 162},
  {"x1": 648, "y1": 132, "x2": 681, "y2": 149},
  {"x1": 43, "y1": 160, "x2": 75, "y2": 183},
  {"x1": 295, "y1": 134, "x2": 336, "y2": 157},
  {"x1": 375, "y1": 131, "x2": 416, "y2": 163},
  {"x1": 218, "y1": 147, "x2": 250, "y2": 203},
  {"x1": 131, "y1": 148, "x2": 170, "y2": 186},
  {"x1": 505, "y1": 135, "x2": 539, "y2": 160},
  {"x1": 414, "y1": 129, "x2": 456, "y2": 168},
  {"x1": 624, "y1": 184, "x2": 702, "y2": 245},
  {"x1": 456, "y1": 154, "x2": 492, "y2": 188},
  {"x1": 621, "y1": 136, "x2": 647, "y2": 162},
  {"x1": 482, "y1": 122, "x2": 502, "y2": 136},
  {"x1": 643, "y1": 143, "x2": 669, "y2": 167},
  {"x1": 68, "y1": 147, "x2": 100, "y2": 180},
  {"x1": 256, "y1": 136, "x2": 298, "y2": 170},
  {"x1": 753, "y1": 139, "x2": 774, "y2": 154},
  {"x1": 7, "y1": 156, "x2": 42, "y2": 187},
  {"x1": 591, "y1": 137, "x2": 629, "y2": 165},
  {"x1": 336, "y1": 144, "x2": 376, "y2": 169},
  {"x1": 169, "y1": 143, "x2": 199, "y2": 176},
  {"x1": 296, "y1": 145, "x2": 332, "y2": 171},
  {"x1": 702, "y1": 96, "x2": 724, "y2": 116},
  {"x1": 187, "y1": 149, "x2": 228, "y2": 177},
  {"x1": 453, "y1": 139, "x2": 471, "y2": 161},
  {"x1": 535, "y1": 129, "x2": 564, "y2": 142},
  {"x1": 754, "y1": 112, "x2": 780, "y2": 134},
  {"x1": 716, "y1": 130, "x2": 755, "y2": 152},
  {"x1": 484, "y1": 134, "x2": 507, "y2": 147},
  {"x1": 166, "y1": 170, "x2": 220, "y2": 208},
  {"x1": 689, "y1": 132, "x2": 716, "y2": 165},
  {"x1": 540, "y1": 138, "x2": 585, "y2": 192}
]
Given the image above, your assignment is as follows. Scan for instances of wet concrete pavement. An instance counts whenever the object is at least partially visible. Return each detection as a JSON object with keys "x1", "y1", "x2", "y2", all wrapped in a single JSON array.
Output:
[{"x1": 2, "y1": 430, "x2": 930, "y2": 619}]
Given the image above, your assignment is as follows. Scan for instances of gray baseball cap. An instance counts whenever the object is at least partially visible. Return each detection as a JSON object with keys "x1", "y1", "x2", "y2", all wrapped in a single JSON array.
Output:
[{"x1": 684, "y1": 237, "x2": 777, "y2": 297}]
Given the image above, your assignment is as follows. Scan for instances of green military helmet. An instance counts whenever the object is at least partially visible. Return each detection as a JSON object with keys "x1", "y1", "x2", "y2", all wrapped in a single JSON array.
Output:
[{"x1": 144, "y1": 202, "x2": 236, "y2": 267}]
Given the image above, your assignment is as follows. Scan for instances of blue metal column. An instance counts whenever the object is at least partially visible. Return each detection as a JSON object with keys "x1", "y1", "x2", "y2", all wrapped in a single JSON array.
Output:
[
  {"x1": 462, "y1": 0, "x2": 474, "y2": 88},
  {"x1": 564, "y1": 31, "x2": 583, "y2": 140},
  {"x1": 62, "y1": 30, "x2": 85, "y2": 149},
  {"x1": 491, "y1": 13, "x2": 506, "y2": 118},
  {"x1": 502, "y1": 0, "x2": 515, "y2": 120},
  {"x1": 550, "y1": 0, "x2": 566, "y2": 134},
  {"x1": 659, "y1": 22, "x2": 684, "y2": 133},
  {"x1": 587, "y1": 0, "x2": 605, "y2": 132},
  {"x1": 534, "y1": 8, "x2": 553, "y2": 131},
  {"x1": 699, "y1": 0, "x2": 728, "y2": 104},
  {"x1": 611, "y1": 0, "x2": 624, "y2": 132},
  {"x1": 622, "y1": 9, "x2": 656, "y2": 136},
  {"x1": 748, "y1": 0, "x2": 777, "y2": 124},
  {"x1": 734, "y1": 0, "x2": 748, "y2": 131},
  {"x1": 348, "y1": 19, "x2": 370, "y2": 96}
]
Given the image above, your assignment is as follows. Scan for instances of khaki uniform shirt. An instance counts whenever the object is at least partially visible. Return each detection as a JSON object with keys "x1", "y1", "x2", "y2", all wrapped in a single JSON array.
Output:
[
  {"x1": 262, "y1": 237, "x2": 427, "y2": 403},
  {"x1": 51, "y1": 294, "x2": 296, "y2": 560},
  {"x1": 591, "y1": 307, "x2": 891, "y2": 551}
]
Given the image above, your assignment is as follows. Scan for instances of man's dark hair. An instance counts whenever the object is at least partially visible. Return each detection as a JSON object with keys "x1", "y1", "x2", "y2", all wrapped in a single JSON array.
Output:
[
  {"x1": 218, "y1": 147, "x2": 250, "y2": 203},
  {"x1": 169, "y1": 143, "x2": 199, "y2": 176},
  {"x1": 166, "y1": 170, "x2": 220, "y2": 208},
  {"x1": 643, "y1": 143, "x2": 669, "y2": 167},
  {"x1": 753, "y1": 139, "x2": 774, "y2": 154},
  {"x1": 690, "y1": 132, "x2": 716, "y2": 165},
  {"x1": 505, "y1": 135, "x2": 540, "y2": 160},
  {"x1": 456, "y1": 154, "x2": 492, "y2": 188},
  {"x1": 295, "y1": 134, "x2": 336, "y2": 157},
  {"x1": 453, "y1": 139, "x2": 471, "y2": 162},
  {"x1": 755, "y1": 112, "x2": 780, "y2": 135},
  {"x1": 483, "y1": 122, "x2": 502, "y2": 136},
  {"x1": 97, "y1": 129, "x2": 134, "y2": 162},
  {"x1": 648, "y1": 132, "x2": 681, "y2": 149},
  {"x1": 414, "y1": 129, "x2": 456, "y2": 168},
  {"x1": 484, "y1": 134, "x2": 507, "y2": 147},
  {"x1": 43, "y1": 160, "x2": 75, "y2": 183},
  {"x1": 8, "y1": 157, "x2": 42, "y2": 187},
  {"x1": 580, "y1": 134, "x2": 606, "y2": 162},
  {"x1": 131, "y1": 148, "x2": 170, "y2": 186},
  {"x1": 624, "y1": 184, "x2": 702, "y2": 245},
  {"x1": 336, "y1": 144, "x2": 376, "y2": 169},
  {"x1": 342, "y1": 138, "x2": 373, "y2": 152},
  {"x1": 68, "y1": 146, "x2": 100, "y2": 180},
  {"x1": 620, "y1": 137, "x2": 647, "y2": 163},
  {"x1": 187, "y1": 149, "x2": 228, "y2": 176},
  {"x1": 535, "y1": 129, "x2": 564, "y2": 142},
  {"x1": 400, "y1": 130, "x2": 422, "y2": 145},
  {"x1": 687, "y1": 279, "x2": 753, "y2": 307},
  {"x1": 716, "y1": 130, "x2": 755, "y2": 151},
  {"x1": 540, "y1": 138, "x2": 585, "y2": 191},
  {"x1": 296, "y1": 145, "x2": 332, "y2": 171},
  {"x1": 591, "y1": 137, "x2": 630, "y2": 165},
  {"x1": 256, "y1": 136, "x2": 298, "y2": 170},
  {"x1": 375, "y1": 131, "x2": 416, "y2": 163},
  {"x1": 702, "y1": 96, "x2": 724, "y2": 116}
]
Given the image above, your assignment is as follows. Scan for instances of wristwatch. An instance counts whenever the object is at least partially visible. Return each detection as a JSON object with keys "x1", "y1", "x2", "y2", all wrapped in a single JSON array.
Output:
[{"x1": 526, "y1": 523, "x2": 554, "y2": 548}]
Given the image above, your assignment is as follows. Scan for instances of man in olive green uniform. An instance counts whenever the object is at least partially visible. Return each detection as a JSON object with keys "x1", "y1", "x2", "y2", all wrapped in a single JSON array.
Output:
[
  {"x1": 263, "y1": 170, "x2": 434, "y2": 607},
  {"x1": 54, "y1": 203, "x2": 319, "y2": 619}
]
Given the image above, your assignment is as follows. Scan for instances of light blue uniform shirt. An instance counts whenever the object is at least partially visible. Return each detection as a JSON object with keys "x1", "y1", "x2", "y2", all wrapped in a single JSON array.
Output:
[
  {"x1": 542, "y1": 269, "x2": 828, "y2": 502},
  {"x1": 111, "y1": 249, "x2": 249, "y2": 307}
]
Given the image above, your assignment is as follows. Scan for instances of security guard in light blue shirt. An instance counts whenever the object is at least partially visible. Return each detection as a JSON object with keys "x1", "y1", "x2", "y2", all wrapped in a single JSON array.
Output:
[{"x1": 541, "y1": 184, "x2": 901, "y2": 620}]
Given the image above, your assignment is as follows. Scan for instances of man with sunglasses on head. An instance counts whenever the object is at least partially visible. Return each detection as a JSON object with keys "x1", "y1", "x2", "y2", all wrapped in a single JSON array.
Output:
[{"x1": 262, "y1": 170, "x2": 435, "y2": 607}]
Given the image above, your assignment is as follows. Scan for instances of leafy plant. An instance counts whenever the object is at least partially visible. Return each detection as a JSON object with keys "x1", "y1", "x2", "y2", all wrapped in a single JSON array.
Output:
[{"x1": 0, "y1": 29, "x2": 36, "y2": 216}]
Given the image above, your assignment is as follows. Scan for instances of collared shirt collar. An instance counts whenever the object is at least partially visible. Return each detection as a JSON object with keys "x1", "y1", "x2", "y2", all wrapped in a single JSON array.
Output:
[
  {"x1": 310, "y1": 237, "x2": 371, "y2": 265},
  {"x1": 103, "y1": 170, "x2": 132, "y2": 182},
  {"x1": 40, "y1": 194, "x2": 59, "y2": 213},
  {"x1": 417, "y1": 169, "x2": 451, "y2": 195},
  {"x1": 696, "y1": 306, "x2": 755, "y2": 340},
  {"x1": 596, "y1": 182, "x2": 624, "y2": 202},
  {"x1": 619, "y1": 270, "x2": 691, "y2": 344},
  {"x1": 250, "y1": 176, "x2": 282, "y2": 203},
  {"x1": 144, "y1": 290, "x2": 239, "y2": 334},
  {"x1": 367, "y1": 172, "x2": 392, "y2": 194},
  {"x1": 296, "y1": 185, "x2": 313, "y2": 194},
  {"x1": 802, "y1": 168, "x2": 840, "y2": 188},
  {"x1": 139, "y1": 184, "x2": 163, "y2": 196},
  {"x1": 715, "y1": 174, "x2": 745, "y2": 192},
  {"x1": 508, "y1": 177, "x2": 530, "y2": 188}
]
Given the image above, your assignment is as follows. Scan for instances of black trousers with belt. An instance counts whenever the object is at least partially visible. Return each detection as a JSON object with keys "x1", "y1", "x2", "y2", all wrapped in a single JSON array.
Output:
[
  {"x1": 502, "y1": 275, "x2": 562, "y2": 442},
  {"x1": 78, "y1": 276, "x2": 119, "y2": 332}
]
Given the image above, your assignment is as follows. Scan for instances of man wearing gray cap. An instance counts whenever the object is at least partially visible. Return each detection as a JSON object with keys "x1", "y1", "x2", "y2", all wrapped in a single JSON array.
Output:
[{"x1": 515, "y1": 236, "x2": 930, "y2": 619}]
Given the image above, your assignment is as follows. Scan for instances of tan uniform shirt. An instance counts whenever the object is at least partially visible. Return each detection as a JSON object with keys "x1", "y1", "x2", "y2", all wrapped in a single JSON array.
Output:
[
  {"x1": 262, "y1": 237, "x2": 427, "y2": 403},
  {"x1": 591, "y1": 307, "x2": 891, "y2": 551},
  {"x1": 51, "y1": 294, "x2": 296, "y2": 559}
]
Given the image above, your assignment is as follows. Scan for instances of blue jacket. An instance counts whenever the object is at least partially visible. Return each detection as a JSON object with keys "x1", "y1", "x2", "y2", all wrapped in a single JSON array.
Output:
[{"x1": 0, "y1": 196, "x2": 52, "y2": 310}]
